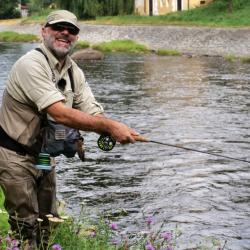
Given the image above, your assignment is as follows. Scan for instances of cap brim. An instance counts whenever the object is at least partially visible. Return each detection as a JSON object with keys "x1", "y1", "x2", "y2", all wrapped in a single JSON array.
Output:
[{"x1": 47, "y1": 19, "x2": 79, "y2": 30}]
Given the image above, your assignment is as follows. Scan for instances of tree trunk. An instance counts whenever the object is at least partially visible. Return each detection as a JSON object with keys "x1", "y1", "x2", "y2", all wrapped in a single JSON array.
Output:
[{"x1": 228, "y1": 0, "x2": 233, "y2": 13}]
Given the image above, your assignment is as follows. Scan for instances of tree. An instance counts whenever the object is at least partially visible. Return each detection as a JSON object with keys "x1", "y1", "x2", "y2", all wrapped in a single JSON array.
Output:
[
  {"x1": 227, "y1": 0, "x2": 233, "y2": 13},
  {"x1": 0, "y1": 0, "x2": 20, "y2": 19},
  {"x1": 56, "y1": 0, "x2": 134, "y2": 19},
  {"x1": 28, "y1": 0, "x2": 53, "y2": 12}
]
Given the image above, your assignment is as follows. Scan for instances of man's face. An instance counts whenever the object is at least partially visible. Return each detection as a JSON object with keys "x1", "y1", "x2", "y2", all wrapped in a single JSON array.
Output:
[{"x1": 42, "y1": 22, "x2": 79, "y2": 60}]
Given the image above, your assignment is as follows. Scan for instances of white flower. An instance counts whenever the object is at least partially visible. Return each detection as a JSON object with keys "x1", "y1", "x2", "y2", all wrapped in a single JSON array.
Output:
[
  {"x1": 48, "y1": 217, "x2": 64, "y2": 223},
  {"x1": 60, "y1": 215, "x2": 69, "y2": 220}
]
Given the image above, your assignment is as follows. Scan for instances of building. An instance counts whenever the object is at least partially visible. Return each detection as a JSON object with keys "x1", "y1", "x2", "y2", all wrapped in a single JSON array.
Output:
[
  {"x1": 135, "y1": 0, "x2": 213, "y2": 16},
  {"x1": 18, "y1": 3, "x2": 29, "y2": 17}
]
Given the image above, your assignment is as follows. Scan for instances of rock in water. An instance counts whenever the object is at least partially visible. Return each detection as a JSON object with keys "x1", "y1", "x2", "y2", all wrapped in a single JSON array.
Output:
[{"x1": 71, "y1": 48, "x2": 104, "y2": 61}]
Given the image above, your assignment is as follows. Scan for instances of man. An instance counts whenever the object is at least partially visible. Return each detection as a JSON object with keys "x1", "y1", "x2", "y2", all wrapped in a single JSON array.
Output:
[{"x1": 0, "y1": 10, "x2": 138, "y2": 249}]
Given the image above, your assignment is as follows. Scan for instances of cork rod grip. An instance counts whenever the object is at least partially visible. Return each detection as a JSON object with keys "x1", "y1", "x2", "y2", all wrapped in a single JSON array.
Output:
[{"x1": 133, "y1": 135, "x2": 150, "y2": 142}]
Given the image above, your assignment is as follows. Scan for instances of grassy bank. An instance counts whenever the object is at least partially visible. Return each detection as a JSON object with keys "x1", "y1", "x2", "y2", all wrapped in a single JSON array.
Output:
[
  {"x1": 93, "y1": 0, "x2": 250, "y2": 27},
  {"x1": 92, "y1": 39, "x2": 149, "y2": 53},
  {"x1": 0, "y1": 31, "x2": 39, "y2": 42}
]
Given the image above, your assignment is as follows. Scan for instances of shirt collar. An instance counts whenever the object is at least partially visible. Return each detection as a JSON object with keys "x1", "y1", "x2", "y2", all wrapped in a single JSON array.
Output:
[{"x1": 40, "y1": 43, "x2": 72, "y2": 72}]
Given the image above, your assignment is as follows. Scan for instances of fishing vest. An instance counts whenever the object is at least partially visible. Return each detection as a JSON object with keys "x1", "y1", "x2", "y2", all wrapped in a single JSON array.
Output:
[{"x1": 35, "y1": 48, "x2": 84, "y2": 158}]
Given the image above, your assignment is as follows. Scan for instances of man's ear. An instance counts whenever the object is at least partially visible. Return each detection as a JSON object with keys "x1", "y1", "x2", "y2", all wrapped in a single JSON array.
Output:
[{"x1": 41, "y1": 26, "x2": 46, "y2": 37}]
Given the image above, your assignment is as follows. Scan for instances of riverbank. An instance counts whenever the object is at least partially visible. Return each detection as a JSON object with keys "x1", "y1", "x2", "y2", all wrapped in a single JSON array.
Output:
[{"x1": 0, "y1": 20, "x2": 250, "y2": 57}]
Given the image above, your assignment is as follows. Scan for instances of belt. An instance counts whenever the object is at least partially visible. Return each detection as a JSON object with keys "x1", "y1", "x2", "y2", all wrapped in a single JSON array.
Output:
[{"x1": 0, "y1": 126, "x2": 27, "y2": 155}]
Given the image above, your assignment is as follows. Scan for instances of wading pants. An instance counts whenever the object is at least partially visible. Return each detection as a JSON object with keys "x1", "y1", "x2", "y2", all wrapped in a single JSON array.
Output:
[{"x1": 0, "y1": 146, "x2": 58, "y2": 249}]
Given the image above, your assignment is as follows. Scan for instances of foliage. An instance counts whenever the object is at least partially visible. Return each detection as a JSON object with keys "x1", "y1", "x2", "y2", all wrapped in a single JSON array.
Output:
[
  {"x1": 156, "y1": 49, "x2": 181, "y2": 56},
  {"x1": 27, "y1": 0, "x2": 54, "y2": 14},
  {"x1": 93, "y1": 39, "x2": 149, "y2": 53},
  {"x1": 73, "y1": 40, "x2": 90, "y2": 50},
  {"x1": 53, "y1": 217, "x2": 117, "y2": 249},
  {"x1": 0, "y1": 0, "x2": 20, "y2": 19},
  {"x1": 27, "y1": 5, "x2": 53, "y2": 17},
  {"x1": 0, "y1": 188, "x2": 9, "y2": 235},
  {"x1": 55, "y1": 0, "x2": 134, "y2": 19},
  {"x1": 241, "y1": 57, "x2": 250, "y2": 64},
  {"x1": 224, "y1": 54, "x2": 238, "y2": 62},
  {"x1": 0, "y1": 31, "x2": 39, "y2": 42},
  {"x1": 0, "y1": 190, "x2": 226, "y2": 250}
]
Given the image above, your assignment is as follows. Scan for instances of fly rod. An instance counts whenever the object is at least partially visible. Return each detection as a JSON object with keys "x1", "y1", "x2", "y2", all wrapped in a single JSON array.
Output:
[{"x1": 97, "y1": 135, "x2": 250, "y2": 164}]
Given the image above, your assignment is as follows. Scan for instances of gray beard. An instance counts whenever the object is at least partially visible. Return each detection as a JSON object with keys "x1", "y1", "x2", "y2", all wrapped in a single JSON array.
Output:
[
  {"x1": 50, "y1": 47, "x2": 70, "y2": 60},
  {"x1": 44, "y1": 34, "x2": 72, "y2": 60}
]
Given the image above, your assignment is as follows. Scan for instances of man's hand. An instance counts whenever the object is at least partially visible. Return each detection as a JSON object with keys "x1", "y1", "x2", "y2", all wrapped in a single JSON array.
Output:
[{"x1": 107, "y1": 120, "x2": 138, "y2": 144}]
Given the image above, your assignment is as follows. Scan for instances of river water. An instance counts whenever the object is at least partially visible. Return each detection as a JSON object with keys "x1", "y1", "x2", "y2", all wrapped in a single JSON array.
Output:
[{"x1": 0, "y1": 43, "x2": 249, "y2": 250}]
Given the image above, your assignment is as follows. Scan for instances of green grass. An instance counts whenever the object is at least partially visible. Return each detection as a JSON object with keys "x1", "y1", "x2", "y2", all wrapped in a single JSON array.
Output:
[
  {"x1": 241, "y1": 57, "x2": 250, "y2": 63},
  {"x1": 0, "y1": 31, "x2": 39, "y2": 42},
  {"x1": 224, "y1": 54, "x2": 238, "y2": 62},
  {"x1": 91, "y1": 0, "x2": 250, "y2": 27},
  {"x1": 0, "y1": 188, "x2": 9, "y2": 234},
  {"x1": 52, "y1": 218, "x2": 117, "y2": 250},
  {"x1": 74, "y1": 40, "x2": 90, "y2": 50},
  {"x1": 93, "y1": 39, "x2": 149, "y2": 53},
  {"x1": 156, "y1": 49, "x2": 181, "y2": 56}
]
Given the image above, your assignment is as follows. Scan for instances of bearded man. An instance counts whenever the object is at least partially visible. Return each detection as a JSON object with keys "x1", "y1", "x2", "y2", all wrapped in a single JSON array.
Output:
[{"x1": 0, "y1": 10, "x2": 138, "y2": 249}]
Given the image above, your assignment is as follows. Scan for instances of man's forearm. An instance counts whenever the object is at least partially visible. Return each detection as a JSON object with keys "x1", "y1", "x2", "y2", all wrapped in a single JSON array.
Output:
[{"x1": 46, "y1": 101, "x2": 113, "y2": 135}]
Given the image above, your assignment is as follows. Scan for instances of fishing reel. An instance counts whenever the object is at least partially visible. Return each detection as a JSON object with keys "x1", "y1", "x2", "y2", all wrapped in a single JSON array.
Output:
[{"x1": 97, "y1": 134, "x2": 116, "y2": 151}]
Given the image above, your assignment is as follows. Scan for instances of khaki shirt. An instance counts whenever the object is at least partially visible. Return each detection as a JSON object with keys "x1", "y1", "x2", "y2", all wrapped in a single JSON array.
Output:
[{"x1": 0, "y1": 43, "x2": 104, "y2": 147}]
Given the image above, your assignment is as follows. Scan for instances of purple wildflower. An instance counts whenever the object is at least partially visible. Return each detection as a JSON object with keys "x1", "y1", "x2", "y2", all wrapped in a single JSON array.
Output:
[
  {"x1": 145, "y1": 241, "x2": 155, "y2": 250},
  {"x1": 111, "y1": 238, "x2": 120, "y2": 246},
  {"x1": 109, "y1": 222, "x2": 118, "y2": 230},
  {"x1": 11, "y1": 239, "x2": 19, "y2": 247},
  {"x1": 52, "y1": 243, "x2": 62, "y2": 250},
  {"x1": 162, "y1": 231, "x2": 172, "y2": 241},
  {"x1": 146, "y1": 216, "x2": 154, "y2": 225},
  {"x1": 90, "y1": 230, "x2": 96, "y2": 237},
  {"x1": 5, "y1": 236, "x2": 11, "y2": 243}
]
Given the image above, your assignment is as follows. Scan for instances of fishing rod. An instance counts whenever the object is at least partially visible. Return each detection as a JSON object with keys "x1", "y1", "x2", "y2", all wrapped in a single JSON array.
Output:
[{"x1": 97, "y1": 135, "x2": 250, "y2": 164}]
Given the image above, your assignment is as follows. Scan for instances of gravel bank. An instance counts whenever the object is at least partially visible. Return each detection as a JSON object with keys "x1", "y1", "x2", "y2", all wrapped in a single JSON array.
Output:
[{"x1": 1, "y1": 21, "x2": 250, "y2": 57}]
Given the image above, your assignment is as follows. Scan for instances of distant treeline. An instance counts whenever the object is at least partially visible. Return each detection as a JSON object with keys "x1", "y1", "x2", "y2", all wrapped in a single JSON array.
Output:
[
  {"x1": 0, "y1": 0, "x2": 134, "y2": 19},
  {"x1": 56, "y1": 0, "x2": 134, "y2": 19}
]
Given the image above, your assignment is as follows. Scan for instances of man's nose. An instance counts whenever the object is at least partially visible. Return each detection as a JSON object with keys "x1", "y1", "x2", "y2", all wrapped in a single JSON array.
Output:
[{"x1": 60, "y1": 28, "x2": 70, "y2": 35}]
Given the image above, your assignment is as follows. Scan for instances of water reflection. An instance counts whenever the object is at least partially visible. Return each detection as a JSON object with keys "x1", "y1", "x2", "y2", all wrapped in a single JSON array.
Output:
[
  {"x1": 0, "y1": 44, "x2": 250, "y2": 249},
  {"x1": 0, "y1": 43, "x2": 37, "y2": 97}
]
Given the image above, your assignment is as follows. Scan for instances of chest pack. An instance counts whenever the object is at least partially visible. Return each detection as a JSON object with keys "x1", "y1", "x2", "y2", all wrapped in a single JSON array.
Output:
[{"x1": 35, "y1": 48, "x2": 84, "y2": 159}]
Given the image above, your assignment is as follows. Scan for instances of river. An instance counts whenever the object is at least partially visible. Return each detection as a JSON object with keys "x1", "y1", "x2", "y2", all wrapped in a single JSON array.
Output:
[{"x1": 0, "y1": 43, "x2": 249, "y2": 250}]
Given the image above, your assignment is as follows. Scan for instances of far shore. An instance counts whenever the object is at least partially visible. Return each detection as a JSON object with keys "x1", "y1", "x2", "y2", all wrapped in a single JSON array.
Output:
[{"x1": 0, "y1": 19, "x2": 250, "y2": 57}]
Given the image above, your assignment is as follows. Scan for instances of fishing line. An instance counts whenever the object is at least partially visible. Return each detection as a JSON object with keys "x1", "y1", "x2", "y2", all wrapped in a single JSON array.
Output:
[{"x1": 97, "y1": 135, "x2": 250, "y2": 164}]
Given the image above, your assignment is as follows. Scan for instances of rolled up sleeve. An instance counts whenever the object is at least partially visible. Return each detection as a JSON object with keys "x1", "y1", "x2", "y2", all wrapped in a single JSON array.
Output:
[{"x1": 72, "y1": 66, "x2": 104, "y2": 115}]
